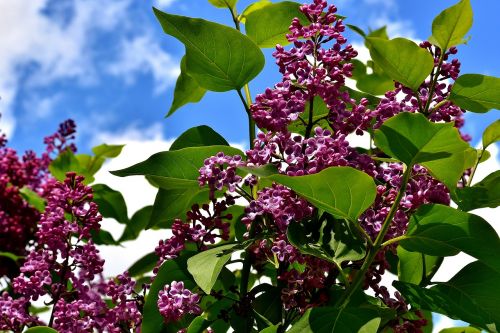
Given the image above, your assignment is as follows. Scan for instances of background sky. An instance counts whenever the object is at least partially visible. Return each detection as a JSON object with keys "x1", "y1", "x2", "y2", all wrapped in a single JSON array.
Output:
[{"x1": 1, "y1": 0, "x2": 499, "y2": 331}]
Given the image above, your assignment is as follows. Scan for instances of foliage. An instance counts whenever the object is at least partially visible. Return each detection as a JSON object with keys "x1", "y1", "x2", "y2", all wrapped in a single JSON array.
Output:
[{"x1": 0, "y1": 0, "x2": 498, "y2": 332}]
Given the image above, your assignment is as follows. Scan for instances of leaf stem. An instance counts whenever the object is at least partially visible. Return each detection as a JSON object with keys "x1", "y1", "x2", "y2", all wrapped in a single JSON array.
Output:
[
  {"x1": 381, "y1": 235, "x2": 408, "y2": 248},
  {"x1": 423, "y1": 52, "x2": 445, "y2": 114},
  {"x1": 466, "y1": 148, "x2": 484, "y2": 187},
  {"x1": 335, "y1": 166, "x2": 412, "y2": 309}
]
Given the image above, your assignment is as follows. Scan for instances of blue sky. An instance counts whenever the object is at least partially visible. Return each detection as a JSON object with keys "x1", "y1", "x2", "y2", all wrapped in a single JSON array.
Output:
[{"x1": 1, "y1": 0, "x2": 498, "y2": 154}]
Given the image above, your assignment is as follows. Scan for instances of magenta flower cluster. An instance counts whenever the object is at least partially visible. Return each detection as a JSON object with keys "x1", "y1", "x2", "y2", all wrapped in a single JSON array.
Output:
[
  {"x1": 157, "y1": 281, "x2": 201, "y2": 322},
  {"x1": 1, "y1": 173, "x2": 143, "y2": 332}
]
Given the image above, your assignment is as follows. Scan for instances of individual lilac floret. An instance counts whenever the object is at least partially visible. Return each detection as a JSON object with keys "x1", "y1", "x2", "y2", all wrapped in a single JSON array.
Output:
[
  {"x1": 157, "y1": 281, "x2": 201, "y2": 323},
  {"x1": 272, "y1": 240, "x2": 295, "y2": 261}
]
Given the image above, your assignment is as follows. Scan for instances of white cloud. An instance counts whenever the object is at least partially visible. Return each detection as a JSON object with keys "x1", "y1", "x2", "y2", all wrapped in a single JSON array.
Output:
[
  {"x1": 370, "y1": 17, "x2": 416, "y2": 39},
  {"x1": 107, "y1": 34, "x2": 180, "y2": 94},
  {"x1": 154, "y1": 0, "x2": 177, "y2": 8}
]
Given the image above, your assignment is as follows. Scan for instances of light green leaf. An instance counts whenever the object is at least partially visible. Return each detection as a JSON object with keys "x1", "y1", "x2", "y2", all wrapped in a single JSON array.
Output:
[
  {"x1": 456, "y1": 170, "x2": 500, "y2": 212},
  {"x1": 92, "y1": 184, "x2": 128, "y2": 224},
  {"x1": 267, "y1": 166, "x2": 376, "y2": 222},
  {"x1": 49, "y1": 150, "x2": 94, "y2": 184},
  {"x1": 288, "y1": 307, "x2": 381, "y2": 333},
  {"x1": 208, "y1": 0, "x2": 237, "y2": 9},
  {"x1": 397, "y1": 247, "x2": 441, "y2": 285},
  {"x1": 260, "y1": 325, "x2": 279, "y2": 333},
  {"x1": 346, "y1": 24, "x2": 366, "y2": 38},
  {"x1": 170, "y1": 125, "x2": 228, "y2": 151},
  {"x1": 168, "y1": 57, "x2": 207, "y2": 117},
  {"x1": 240, "y1": 0, "x2": 272, "y2": 24},
  {"x1": 187, "y1": 316, "x2": 212, "y2": 333},
  {"x1": 394, "y1": 261, "x2": 500, "y2": 331},
  {"x1": 0, "y1": 251, "x2": 23, "y2": 262},
  {"x1": 366, "y1": 37, "x2": 434, "y2": 91},
  {"x1": 92, "y1": 143, "x2": 124, "y2": 158},
  {"x1": 374, "y1": 112, "x2": 476, "y2": 190},
  {"x1": 400, "y1": 204, "x2": 500, "y2": 274},
  {"x1": 483, "y1": 119, "x2": 500, "y2": 148},
  {"x1": 428, "y1": 0, "x2": 473, "y2": 50},
  {"x1": 450, "y1": 74, "x2": 500, "y2": 113},
  {"x1": 439, "y1": 327, "x2": 481, "y2": 333},
  {"x1": 245, "y1": 1, "x2": 307, "y2": 48},
  {"x1": 142, "y1": 255, "x2": 195, "y2": 333},
  {"x1": 288, "y1": 216, "x2": 366, "y2": 266},
  {"x1": 187, "y1": 244, "x2": 237, "y2": 294},
  {"x1": 154, "y1": 9, "x2": 264, "y2": 92},
  {"x1": 25, "y1": 327, "x2": 59, "y2": 333},
  {"x1": 19, "y1": 187, "x2": 46, "y2": 212}
]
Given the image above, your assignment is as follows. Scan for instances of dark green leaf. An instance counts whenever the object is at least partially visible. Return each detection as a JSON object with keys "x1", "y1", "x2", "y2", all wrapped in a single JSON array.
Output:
[
  {"x1": 120, "y1": 206, "x2": 153, "y2": 242},
  {"x1": 187, "y1": 316, "x2": 211, "y2": 333},
  {"x1": 288, "y1": 217, "x2": 366, "y2": 266},
  {"x1": 267, "y1": 166, "x2": 376, "y2": 222},
  {"x1": 168, "y1": 57, "x2": 207, "y2": 117},
  {"x1": 208, "y1": 0, "x2": 237, "y2": 9},
  {"x1": 483, "y1": 119, "x2": 500, "y2": 148},
  {"x1": 400, "y1": 204, "x2": 500, "y2": 274},
  {"x1": 288, "y1": 307, "x2": 381, "y2": 333},
  {"x1": 128, "y1": 252, "x2": 157, "y2": 277},
  {"x1": 92, "y1": 184, "x2": 128, "y2": 224},
  {"x1": 142, "y1": 255, "x2": 195, "y2": 333},
  {"x1": 260, "y1": 325, "x2": 279, "y2": 333},
  {"x1": 450, "y1": 74, "x2": 500, "y2": 113},
  {"x1": 92, "y1": 143, "x2": 124, "y2": 158},
  {"x1": 366, "y1": 37, "x2": 434, "y2": 91},
  {"x1": 245, "y1": 1, "x2": 307, "y2": 48},
  {"x1": 456, "y1": 170, "x2": 500, "y2": 212},
  {"x1": 374, "y1": 112, "x2": 476, "y2": 190},
  {"x1": 25, "y1": 327, "x2": 59, "y2": 333},
  {"x1": 253, "y1": 287, "x2": 282, "y2": 325},
  {"x1": 238, "y1": 164, "x2": 279, "y2": 178},
  {"x1": 350, "y1": 59, "x2": 394, "y2": 96},
  {"x1": 154, "y1": 9, "x2": 264, "y2": 91},
  {"x1": 170, "y1": 125, "x2": 228, "y2": 151},
  {"x1": 397, "y1": 246, "x2": 441, "y2": 286},
  {"x1": 394, "y1": 261, "x2": 500, "y2": 330},
  {"x1": 187, "y1": 244, "x2": 237, "y2": 294},
  {"x1": 19, "y1": 187, "x2": 46, "y2": 212},
  {"x1": 346, "y1": 24, "x2": 366, "y2": 38},
  {"x1": 91, "y1": 229, "x2": 118, "y2": 245},
  {"x1": 428, "y1": 0, "x2": 473, "y2": 50}
]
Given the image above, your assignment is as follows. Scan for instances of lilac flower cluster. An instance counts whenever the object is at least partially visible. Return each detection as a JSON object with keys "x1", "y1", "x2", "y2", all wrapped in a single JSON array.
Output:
[
  {"x1": 1, "y1": 173, "x2": 143, "y2": 332},
  {"x1": 198, "y1": 153, "x2": 244, "y2": 198},
  {"x1": 157, "y1": 281, "x2": 201, "y2": 323},
  {"x1": 0, "y1": 120, "x2": 76, "y2": 279}
]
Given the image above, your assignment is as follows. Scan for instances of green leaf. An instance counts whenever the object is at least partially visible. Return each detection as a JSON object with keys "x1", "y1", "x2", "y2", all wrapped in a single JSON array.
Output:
[
  {"x1": 397, "y1": 247, "x2": 441, "y2": 286},
  {"x1": 373, "y1": 112, "x2": 475, "y2": 190},
  {"x1": 240, "y1": 0, "x2": 272, "y2": 24},
  {"x1": 456, "y1": 170, "x2": 500, "y2": 211},
  {"x1": 154, "y1": 9, "x2": 264, "y2": 92},
  {"x1": 288, "y1": 216, "x2": 366, "y2": 266},
  {"x1": 483, "y1": 119, "x2": 500, "y2": 148},
  {"x1": 91, "y1": 229, "x2": 118, "y2": 245},
  {"x1": 187, "y1": 316, "x2": 212, "y2": 333},
  {"x1": 75, "y1": 154, "x2": 105, "y2": 179},
  {"x1": 245, "y1": 1, "x2": 306, "y2": 48},
  {"x1": 238, "y1": 164, "x2": 279, "y2": 178},
  {"x1": 150, "y1": 187, "x2": 210, "y2": 228},
  {"x1": 142, "y1": 255, "x2": 195, "y2": 333},
  {"x1": 253, "y1": 287, "x2": 282, "y2": 325},
  {"x1": 187, "y1": 244, "x2": 237, "y2": 294},
  {"x1": 25, "y1": 327, "x2": 59, "y2": 333},
  {"x1": 120, "y1": 206, "x2": 153, "y2": 242},
  {"x1": 92, "y1": 143, "x2": 124, "y2": 158},
  {"x1": 365, "y1": 26, "x2": 388, "y2": 45},
  {"x1": 267, "y1": 166, "x2": 376, "y2": 222},
  {"x1": 19, "y1": 187, "x2": 46, "y2": 212},
  {"x1": 260, "y1": 325, "x2": 279, "y2": 333},
  {"x1": 366, "y1": 37, "x2": 434, "y2": 91},
  {"x1": 346, "y1": 24, "x2": 366, "y2": 38},
  {"x1": 343, "y1": 87, "x2": 381, "y2": 110},
  {"x1": 288, "y1": 307, "x2": 381, "y2": 333},
  {"x1": 0, "y1": 251, "x2": 23, "y2": 262},
  {"x1": 394, "y1": 261, "x2": 500, "y2": 331},
  {"x1": 450, "y1": 74, "x2": 500, "y2": 113},
  {"x1": 127, "y1": 252, "x2": 157, "y2": 277},
  {"x1": 49, "y1": 150, "x2": 93, "y2": 184},
  {"x1": 208, "y1": 0, "x2": 237, "y2": 9},
  {"x1": 170, "y1": 125, "x2": 229, "y2": 151},
  {"x1": 111, "y1": 146, "x2": 243, "y2": 190},
  {"x1": 168, "y1": 57, "x2": 207, "y2": 117},
  {"x1": 428, "y1": 0, "x2": 473, "y2": 50},
  {"x1": 400, "y1": 204, "x2": 500, "y2": 274},
  {"x1": 92, "y1": 184, "x2": 128, "y2": 224},
  {"x1": 439, "y1": 327, "x2": 481, "y2": 333}
]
